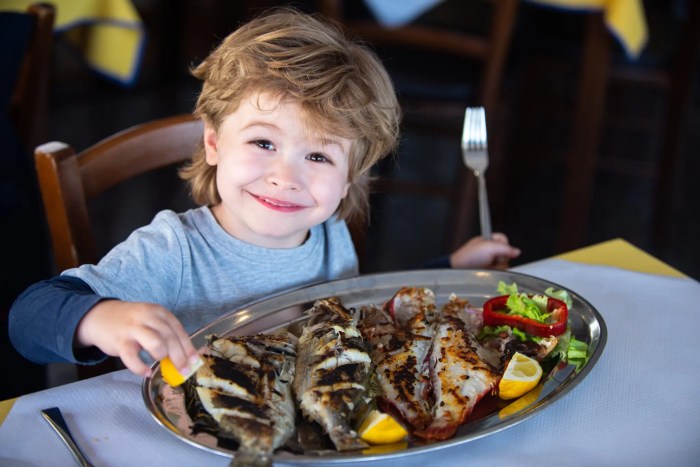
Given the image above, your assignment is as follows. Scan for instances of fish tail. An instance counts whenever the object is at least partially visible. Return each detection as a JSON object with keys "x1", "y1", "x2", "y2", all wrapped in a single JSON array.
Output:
[{"x1": 328, "y1": 427, "x2": 369, "y2": 451}]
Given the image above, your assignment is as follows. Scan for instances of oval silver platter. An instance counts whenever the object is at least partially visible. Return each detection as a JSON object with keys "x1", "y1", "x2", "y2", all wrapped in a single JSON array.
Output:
[{"x1": 143, "y1": 269, "x2": 606, "y2": 463}]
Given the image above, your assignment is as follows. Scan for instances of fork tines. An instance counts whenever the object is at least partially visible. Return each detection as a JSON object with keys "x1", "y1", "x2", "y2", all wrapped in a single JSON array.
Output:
[{"x1": 462, "y1": 107, "x2": 487, "y2": 153}]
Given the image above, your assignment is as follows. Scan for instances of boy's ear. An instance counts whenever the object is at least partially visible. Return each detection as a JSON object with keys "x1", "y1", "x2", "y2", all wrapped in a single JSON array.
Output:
[{"x1": 203, "y1": 122, "x2": 219, "y2": 165}]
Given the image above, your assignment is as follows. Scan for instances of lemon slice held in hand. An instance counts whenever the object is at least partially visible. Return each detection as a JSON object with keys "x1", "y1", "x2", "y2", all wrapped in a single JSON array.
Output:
[
  {"x1": 498, "y1": 352, "x2": 543, "y2": 400},
  {"x1": 160, "y1": 356, "x2": 204, "y2": 387},
  {"x1": 358, "y1": 410, "x2": 409, "y2": 445}
]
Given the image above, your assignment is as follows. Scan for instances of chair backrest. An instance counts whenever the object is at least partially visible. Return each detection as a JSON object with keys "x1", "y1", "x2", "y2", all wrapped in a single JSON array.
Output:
[
  {"x1": 318, "y1": 0, "x2": 517, "y2": 121},
  {"x1": 34, "y1": 114, "x2": 204, "y2": 273},
  {"x1": 9, "y1": 2, "x2": 55, "y2": 151},
  {"x1": 317, "y1": 0, "x2": 518, "y2": 253}
]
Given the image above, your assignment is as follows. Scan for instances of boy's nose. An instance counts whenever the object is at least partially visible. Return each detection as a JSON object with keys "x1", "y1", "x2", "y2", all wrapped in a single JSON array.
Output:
[{"x1": 267, "y1": 159, "x2": 302, "y2": 190}]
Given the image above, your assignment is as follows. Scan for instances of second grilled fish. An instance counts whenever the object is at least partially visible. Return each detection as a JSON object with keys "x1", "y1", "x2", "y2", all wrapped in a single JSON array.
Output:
[
  {"x1": 294, "y1": 297, "x2": 371, "y2": 451},
  {"x1": 195, "y1": 333, "x2": 297, "y2": 466}
]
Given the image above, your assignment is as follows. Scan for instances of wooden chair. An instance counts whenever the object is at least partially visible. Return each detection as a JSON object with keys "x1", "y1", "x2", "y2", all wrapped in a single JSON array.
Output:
[
  {"x1": 317, "y1": 0, "x2": 518, "y2": 251},
  {"x1": 35, "y1": 114, "x2": 204, "y2": 273},
  {"x1": 34, "y1": 114, "x2": 203, "y2": 379}
]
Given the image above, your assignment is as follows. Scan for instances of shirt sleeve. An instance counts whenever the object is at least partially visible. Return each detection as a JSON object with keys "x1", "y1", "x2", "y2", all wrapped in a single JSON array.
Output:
[
  {"x1": 63, "y1": 210, "x2": 186, "y2": 311},
  {"x1": 8, "y1": 276, "x2": 110, "y2": 365}
]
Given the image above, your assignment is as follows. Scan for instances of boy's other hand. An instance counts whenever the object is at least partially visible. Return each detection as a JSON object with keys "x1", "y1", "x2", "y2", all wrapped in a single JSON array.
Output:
[
  {"x1": 75, "y1": 300, "x2": 199, "y2": 377},
  {"x1": 449, "y1": 233, "x2": 521, "y2": 270}
]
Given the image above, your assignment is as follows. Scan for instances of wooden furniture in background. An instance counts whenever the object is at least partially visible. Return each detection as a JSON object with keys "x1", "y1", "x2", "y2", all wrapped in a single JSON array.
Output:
[
  {"x1": 8, "y1": 2, "x2": 55, "y2": 151},
  {"x1": 34, "y1": 114, "x2": 204, "y2": 273},
  {"x1": 557, "y1": 2, "x2": 700, "y2": 254},
  {"x1": 317, "y1": 0, "x2": 518, "y2": 250}
]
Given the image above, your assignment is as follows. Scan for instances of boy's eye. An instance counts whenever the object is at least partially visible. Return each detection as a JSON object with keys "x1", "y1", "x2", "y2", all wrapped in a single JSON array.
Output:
[
  {"x1": 307, "y1": 153, "x2": 330, "y2": 163},
  {"x1": 253, "y1": 140, "x2": 275, "y2": 151}
]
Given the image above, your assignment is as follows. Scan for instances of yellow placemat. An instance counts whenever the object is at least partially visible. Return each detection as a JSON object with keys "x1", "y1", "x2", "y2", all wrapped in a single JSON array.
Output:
[
  {"x1": 1, "y1": 0, "x2": 144, "y2": 86},
  {"x1": 0, "y1": 398, "x2": 17, "y2": 427},
  {"x1": 555, "y1": 238, "x2": 686, "y2": 278},
  {"x1": 526, "y1": 0, "x2": 648, "y2": 58}
]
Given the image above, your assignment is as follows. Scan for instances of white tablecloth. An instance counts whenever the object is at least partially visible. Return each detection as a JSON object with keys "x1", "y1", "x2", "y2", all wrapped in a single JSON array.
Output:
[{"x1": 1, "y1": 259, "x2": 699, "y2": 466}]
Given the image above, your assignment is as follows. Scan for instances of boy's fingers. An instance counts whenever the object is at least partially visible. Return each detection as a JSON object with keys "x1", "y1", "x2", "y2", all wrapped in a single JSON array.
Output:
[{"x1": 120, "y1": 342, "x2": 152, "y2": 377}]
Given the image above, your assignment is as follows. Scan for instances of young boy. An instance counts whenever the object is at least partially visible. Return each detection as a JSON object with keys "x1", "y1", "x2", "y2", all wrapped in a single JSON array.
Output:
[{"x1": 9, "y1": 8, "x2": 520, "y2": 379}]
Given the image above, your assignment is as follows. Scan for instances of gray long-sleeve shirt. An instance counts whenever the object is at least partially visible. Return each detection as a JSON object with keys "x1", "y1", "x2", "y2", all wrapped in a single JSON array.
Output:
[{"x1": 9, "y1": 206, "x2": 357, "y2": 364}]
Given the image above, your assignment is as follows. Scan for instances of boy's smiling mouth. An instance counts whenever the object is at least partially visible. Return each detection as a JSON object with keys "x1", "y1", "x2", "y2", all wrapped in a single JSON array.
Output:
[{"x1": 252, "y1": 193, "x2": 307, "y2": 212}]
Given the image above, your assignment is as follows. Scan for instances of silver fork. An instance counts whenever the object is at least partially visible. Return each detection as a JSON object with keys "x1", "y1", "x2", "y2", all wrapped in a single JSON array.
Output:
[{"x1": 461, "y1": 107, "x2": 492, "y2": 240}]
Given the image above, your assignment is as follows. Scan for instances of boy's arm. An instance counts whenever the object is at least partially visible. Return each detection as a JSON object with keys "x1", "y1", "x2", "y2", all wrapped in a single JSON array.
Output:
[
  {"x1": 421, "y1": 255, "x2": 451, "y2": 269},
  {"x1": 421, "y1": 234, "x2": 521, "y2": 270},
  {"x1": 8, "y1": 276, "x2": 110, "y2": 365}
]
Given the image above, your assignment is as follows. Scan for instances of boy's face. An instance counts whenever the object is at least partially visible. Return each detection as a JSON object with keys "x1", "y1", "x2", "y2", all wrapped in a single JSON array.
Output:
[{"x1": 204, "y1": 92, "x2": 352, "y2": 248}]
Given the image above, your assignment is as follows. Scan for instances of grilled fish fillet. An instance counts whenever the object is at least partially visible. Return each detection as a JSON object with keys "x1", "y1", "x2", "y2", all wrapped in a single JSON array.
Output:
[
  {"x1": 195, "y1": 334, "x2": 296, "y2": 467},
  {"x1": 358, "y1": 302, "x2": 433, "y2": 432},
  {"x1": 294, "y1": 297, "x2": 371, "y2": 451},
  {"x1": 361, "y1": 288, "x2": 500, "y2": 440},
  {"x1": 414, "y1": 295, "x2": 499, "y2": 440},
  {"x1": 386, "y1": 286, "x2": 437, "y2": 336}
]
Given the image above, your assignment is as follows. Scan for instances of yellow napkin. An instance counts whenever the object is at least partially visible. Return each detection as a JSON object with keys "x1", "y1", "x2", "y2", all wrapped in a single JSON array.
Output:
[
  {"x1": 555, "y1": 238, "x2": 686, "y2": 278},
  {"x1": 2, "y1": 0, "x2": 144, "y2": 86},
  {"x1": 0, "y1": 398, "x2": 16, "y2": 426},
  {"x1": 526, "y1": 0, "x2": 648, "y2": 58}
]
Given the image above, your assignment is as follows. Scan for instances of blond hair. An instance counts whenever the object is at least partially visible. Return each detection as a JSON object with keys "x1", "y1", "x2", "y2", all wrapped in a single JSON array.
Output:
[{"x1": 179, "y1": 7, "x2": 400, "y2": 224}]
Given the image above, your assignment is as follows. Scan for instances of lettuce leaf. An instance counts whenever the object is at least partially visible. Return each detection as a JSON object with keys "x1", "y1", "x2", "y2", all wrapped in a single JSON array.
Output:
[{"x1": 494, "y1": 282, "x2": 588, "y2": 370}]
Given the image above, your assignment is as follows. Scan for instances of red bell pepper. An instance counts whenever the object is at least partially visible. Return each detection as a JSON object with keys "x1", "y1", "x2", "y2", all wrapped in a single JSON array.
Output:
[{"x1": 482, "y1": 295, "x2": 568, "y2": 337}]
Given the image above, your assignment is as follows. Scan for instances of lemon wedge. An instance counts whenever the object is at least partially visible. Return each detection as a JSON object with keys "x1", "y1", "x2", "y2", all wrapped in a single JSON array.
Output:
[
  {"x1": 498, "y1": 383, "x2": 544, "y2": 418},
  {"x1": 358, "y1": 410, "x2": 408, "y2": 445},
  {"x1": 498, "y1": 352, "x2": 543, "y2": 400},
  {"x1": 160, "y1": 356, "x2": 204, "y2": 387}
]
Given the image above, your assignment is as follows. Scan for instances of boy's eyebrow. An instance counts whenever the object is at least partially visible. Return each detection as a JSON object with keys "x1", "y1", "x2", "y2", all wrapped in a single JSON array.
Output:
[
  {"x1": 242, "y1": 121, "x2": 280, "y2": 132},
  {"x1": 316, "y1": 136, "x2": 344, "y2": 149},
  {"x1": 244, "y1": 120, "x2": 345, "y2": 149}
]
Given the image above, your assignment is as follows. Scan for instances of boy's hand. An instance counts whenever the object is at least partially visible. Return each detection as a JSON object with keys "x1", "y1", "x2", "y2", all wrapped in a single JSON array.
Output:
[
  {"x1": 75, "y1": 300, "x2": 199, "y2": 377},
  {"x1": 449, "y1": 233, "x2": 521, "y2": 270}
]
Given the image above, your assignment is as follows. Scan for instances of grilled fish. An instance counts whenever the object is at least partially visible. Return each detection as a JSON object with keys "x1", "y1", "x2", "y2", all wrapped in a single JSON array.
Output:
[
  {"x1": 358, "y1": 288, "x2": 438, "y2": 431},
  {"x1": 294, "y1": 297, "x2": 371, "y2": 451},
  {"x1": 414, "y1": 295, "x2": 499, "y2": 440},
  {"x1": 385, "y1": 286, "x2": 437, "y2": 336},
  {"x1": 195, "y1": 333, "x2": 297, "y2": 467}
]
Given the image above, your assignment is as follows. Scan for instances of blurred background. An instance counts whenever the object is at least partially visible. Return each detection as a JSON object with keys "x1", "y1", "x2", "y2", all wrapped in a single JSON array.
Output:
[{"x1": 2, "y1": 0, "x2": 698, "y2": 398}]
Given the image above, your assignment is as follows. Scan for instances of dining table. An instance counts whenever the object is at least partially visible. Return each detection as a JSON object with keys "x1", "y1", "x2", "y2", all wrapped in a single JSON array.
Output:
[{"x1": 1, "y1": 238, "x2": 698, "y2": 466}]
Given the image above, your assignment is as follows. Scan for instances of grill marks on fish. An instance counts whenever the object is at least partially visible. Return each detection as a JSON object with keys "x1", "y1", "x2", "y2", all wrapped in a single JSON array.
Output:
[
  {"x1": 195, "y1": 334, "x2": 297, "y2": 467},
  {"x1": 193, "y1": 290, "x2": 502, "y2": 457},
  {"x1": 359, "y1": 288, "x2": 499, "y2": 441},
  {"x1": 294, "y1": 297, "x2": 371, "y2": 451},
  {"x1": 415, "y1": 308, "x2": 499, "y2": 440},
  {"x1": 359, "y1": 289, "x2": 436, "y2": 432},
  {"x1": 388, "y1": 286, "x2": 437, "y2": 336}
]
